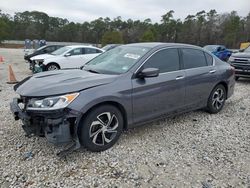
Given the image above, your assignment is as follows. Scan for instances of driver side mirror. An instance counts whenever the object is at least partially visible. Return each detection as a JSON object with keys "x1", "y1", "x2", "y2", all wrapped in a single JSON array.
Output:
[
  {"x1": 137, "y1": 68, "x2": 159, "y2": 78},
  {"x1": 65, "y1": 53, "x2": 71, "y2": 57}
]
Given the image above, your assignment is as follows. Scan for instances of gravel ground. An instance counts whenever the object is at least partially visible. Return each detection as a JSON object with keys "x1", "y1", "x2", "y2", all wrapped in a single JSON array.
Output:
[{"x1": 0, "y1": 48, "x2": 250, "y2": 188}]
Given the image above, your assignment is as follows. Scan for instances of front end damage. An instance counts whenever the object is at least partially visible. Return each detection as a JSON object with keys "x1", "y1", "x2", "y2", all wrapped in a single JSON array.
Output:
[{"x1": 10, "y1": 97, "x2": 81, "y2": 156}]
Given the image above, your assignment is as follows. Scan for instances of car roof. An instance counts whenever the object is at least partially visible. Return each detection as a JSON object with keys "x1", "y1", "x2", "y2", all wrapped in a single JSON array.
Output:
[
  {"x1": 66, "y1": 45, "x2": 99, "y2": 49},
  {"x1": 124, "y1": 42, "x2": 202, "y2": 50}
]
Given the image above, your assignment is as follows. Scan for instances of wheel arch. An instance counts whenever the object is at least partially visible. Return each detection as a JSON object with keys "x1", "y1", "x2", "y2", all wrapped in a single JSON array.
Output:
[
  {"x1": 46, "y1": 62, "x2": 61, "y2": 69},
  {"x1": 214, "y1": 81, "x2": 228, "y2": 99},
  {"x1": 79, "y1": 101, "x2": 128, "y2": 130}
]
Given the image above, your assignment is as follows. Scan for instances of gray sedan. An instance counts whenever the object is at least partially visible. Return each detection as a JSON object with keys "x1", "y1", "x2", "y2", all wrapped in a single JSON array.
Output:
[{"x1": 10, "y1": 43, "x2": 235, "y2": 154}]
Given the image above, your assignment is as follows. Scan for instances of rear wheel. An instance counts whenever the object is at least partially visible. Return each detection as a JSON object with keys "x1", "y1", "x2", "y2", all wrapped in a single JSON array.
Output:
[
  {"x1": 46, "y1": 63, "x2": 60, "y2": 71},
  {"x1": 79, "y1": 105, "x2": 123, "y2": 152},
  {"x1": 235, "y1": 76, "x2": 239, "y2": 81},
  {"x1": 207, "y1": 84, "x2": 226, "y2": 114}
]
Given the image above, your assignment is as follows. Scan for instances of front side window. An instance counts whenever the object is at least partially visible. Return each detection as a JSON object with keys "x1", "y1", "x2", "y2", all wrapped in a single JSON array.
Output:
[
  {"x1": 69, "y1": 48, "x2": 82, "y2": 56},
  {"x1": 182, "y1": 48, "x2": 207, "y2": 69},
  {"x1": 143, "y1": 48, "x2": 180, "y2": 73}
]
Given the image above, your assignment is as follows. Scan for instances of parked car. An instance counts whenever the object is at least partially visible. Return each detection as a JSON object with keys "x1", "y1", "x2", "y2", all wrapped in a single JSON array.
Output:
[
  {"x1": 204, "y1": 45, "x2": 232, "y2": 61},
  {"x1": 25, "y1": 45, "x2": 64, "y2": 69},
  {"x1": 102, "y1": 44, "x2": 121, "y2": 51},
  {"x1": 30, "y1": 45, "x2": 104, "y2": 72},
  {"x1": 228, "y1": 45, "x2": 250, "y2": 80},
  {"x1": 10, "y1": 43, "x2": 235, "y2": 154}
]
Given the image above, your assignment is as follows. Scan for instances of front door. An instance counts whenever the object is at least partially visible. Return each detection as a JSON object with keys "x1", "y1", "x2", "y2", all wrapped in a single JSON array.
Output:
[
  {"x1": 132, "y1": 48, "x2": 186, "y2": 124},
  {"x1": 62, "y1": 48, "x2": 84, "y2": 68}
]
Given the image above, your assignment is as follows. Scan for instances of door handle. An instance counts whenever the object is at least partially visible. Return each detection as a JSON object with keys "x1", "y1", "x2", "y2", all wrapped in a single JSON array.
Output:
[
  {"x1": 176, "y1": 76, "x2": 185, "y2": 80},
  {"x1": 209, "y1": 70, "x2": 216, "y2": 74}
]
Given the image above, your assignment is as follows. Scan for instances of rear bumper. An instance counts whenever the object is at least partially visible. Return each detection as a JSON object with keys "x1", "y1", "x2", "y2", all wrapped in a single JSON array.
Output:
[{"x1": 10, "y1": 98, "x2": 81, "y2": 145}]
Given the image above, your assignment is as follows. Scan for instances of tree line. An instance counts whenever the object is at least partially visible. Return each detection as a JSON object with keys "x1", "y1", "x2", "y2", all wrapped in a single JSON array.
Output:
[{"x1": 0, "y1": 9, "x2": 250, "y2": 48}]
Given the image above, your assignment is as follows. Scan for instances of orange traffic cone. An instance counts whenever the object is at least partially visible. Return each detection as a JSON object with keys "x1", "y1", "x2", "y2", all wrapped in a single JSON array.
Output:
[
  {"x1": 0, "y1": 56, "x2": 4, "y2": 63},
  {"x1": 7, "y1": 65, "x2": 18, "y2": 84}
]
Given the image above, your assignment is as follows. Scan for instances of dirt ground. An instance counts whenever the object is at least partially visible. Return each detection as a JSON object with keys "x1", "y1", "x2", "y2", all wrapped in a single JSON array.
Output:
[{"x1": 0, "y1": 48, "x2": 250, "y2": 187}]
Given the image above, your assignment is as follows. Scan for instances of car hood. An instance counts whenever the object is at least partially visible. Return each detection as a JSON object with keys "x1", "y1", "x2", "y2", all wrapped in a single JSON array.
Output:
[
  {"x1": 14, "y1": 69, "x2": 118, "y2": 97},
  {"x1": 30, "y1": 54, "x2": 54, "y2": 61},
  {"x1": 231, "y1": 52, "x2": 250, "y2": 58}
]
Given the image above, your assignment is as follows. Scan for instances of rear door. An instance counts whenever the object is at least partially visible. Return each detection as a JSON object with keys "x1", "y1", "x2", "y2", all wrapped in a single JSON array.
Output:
[
  {"x1": 181, "y1": 48, "x2": 218, "y2": 108},
  {"x1": 132, "y1": 48, "x2": 186, "y2": 124}
]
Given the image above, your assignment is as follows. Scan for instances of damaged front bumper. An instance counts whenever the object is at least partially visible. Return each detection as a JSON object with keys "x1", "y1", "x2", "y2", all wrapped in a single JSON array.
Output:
[{"x1": 10, "y1": 98, "x2": 81, "y2": 146}]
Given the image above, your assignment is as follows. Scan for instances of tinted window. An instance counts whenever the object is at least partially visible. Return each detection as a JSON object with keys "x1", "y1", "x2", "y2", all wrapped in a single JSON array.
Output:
[
  {"x1": 182, "y1": 49, "x2": 207, "y2": 69},
  {"x1": 45, "y1": 46, "x2": 56, "y2": 53},
  {"x1": 69, "y1": 48, "x2": 82, "y2": 56},
  {"x1": 143, "y1": 48, "x2": 180, "y2": 73},
  {"x1": 55, "y1": 46, "x2": 63, "y2": 50},
  {"x1": 204, "y1": 52, "x2": 213, "y2": 66},
  {"x1": 85, "y1": 48, "x2": 98, "y2": 54}
]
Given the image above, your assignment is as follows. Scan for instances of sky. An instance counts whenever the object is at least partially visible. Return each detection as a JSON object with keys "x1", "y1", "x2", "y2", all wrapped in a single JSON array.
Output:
[{"x1": 0, "y1": 0, "x2": 249, "y2": 23}]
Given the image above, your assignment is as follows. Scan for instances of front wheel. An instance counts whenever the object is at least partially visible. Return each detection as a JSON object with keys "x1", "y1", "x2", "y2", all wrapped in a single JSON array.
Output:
[
  {"x1": 79, "y1": 105, "x2": 123, "y2": 152},
  {"x1": 207, "y1": 84, "x2": 226, "y2": 114},
  {"x1": 46, "y1": 63, "x2": 60, "y2": 71}
]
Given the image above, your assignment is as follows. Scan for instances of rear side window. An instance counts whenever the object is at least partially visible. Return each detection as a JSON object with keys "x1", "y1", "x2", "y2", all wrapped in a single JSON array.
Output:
[
  {"x1": 204, "y1": 52, "x2": 213, "y2": 66},
  {"x1": 143, "y1": 48, "x2": 180, "y2": 73},
  {"x1": 84, "y1": 48, "x2": 99, "y2": 54},
  {"x1": 182, "y1": 48, "x2": 207, "y2": 69}
]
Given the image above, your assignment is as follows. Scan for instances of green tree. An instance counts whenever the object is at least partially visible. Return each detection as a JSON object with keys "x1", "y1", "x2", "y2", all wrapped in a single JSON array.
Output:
[
  {"x1": 101, "y1": 31, "x2": 123, "y2": 46},
  {"x1": 140, "y1": 29, "x2": 155, "y2": 42},
  {"x1": 0, "y1": 19, "x2": 9, "y2": 43}
]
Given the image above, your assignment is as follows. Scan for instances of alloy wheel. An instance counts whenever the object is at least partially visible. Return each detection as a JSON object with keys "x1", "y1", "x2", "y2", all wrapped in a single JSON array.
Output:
[
  {"x1": 89, "y1": 112, "x2": 119, "y2": 146},
  {"x1": 212, "y1": 88, "x2": 225, "y2": 110},
  {"x1": 47, "y1": 64, "x2": 59, "y2": 71}
]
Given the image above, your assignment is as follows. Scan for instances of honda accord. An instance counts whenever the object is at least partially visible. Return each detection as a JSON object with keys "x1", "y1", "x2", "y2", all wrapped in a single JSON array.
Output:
[{"x1": 10, "y1": 43, "x2": 235, "y2": 154}]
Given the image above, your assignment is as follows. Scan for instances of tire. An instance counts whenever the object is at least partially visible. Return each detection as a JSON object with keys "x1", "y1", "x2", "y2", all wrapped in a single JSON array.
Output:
[
  {"x1": 46, "y1": 63, "x2": 60, "y2": 71},
  {"x1": 207, "y1": 84, "x2": 226, "y2": 114},
  {"x1": 79, "y1": 105, "x2": 123, "y2": 152},
  {"x1": 235, "y1": 76, "x2": 239, "y2": 81}
]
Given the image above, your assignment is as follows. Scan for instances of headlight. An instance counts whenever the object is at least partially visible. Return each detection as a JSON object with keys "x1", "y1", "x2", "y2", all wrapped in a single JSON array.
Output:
[
  {"x1": 27, "y1": 93, "x2": 79, "y2": 110},
  {"x1": 35, "y1": 59, "x2": 44, "y2": 64}
]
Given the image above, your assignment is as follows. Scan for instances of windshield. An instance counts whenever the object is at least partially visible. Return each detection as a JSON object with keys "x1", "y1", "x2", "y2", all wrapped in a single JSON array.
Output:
[
  {"x1": 51, "y1": 46, "x2": 71, "y2": 55},
  {"x1": 83, "y1": 46, "x2": 150, "y2": 74},
  {"x1": 204, "y1": 45, "x2": 217, "y2": 52}
]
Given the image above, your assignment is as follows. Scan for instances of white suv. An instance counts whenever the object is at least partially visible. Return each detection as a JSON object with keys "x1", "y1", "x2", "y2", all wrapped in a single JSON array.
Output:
[{"x1": 30, "y1": 45, "x2": 104, "y2": 71}]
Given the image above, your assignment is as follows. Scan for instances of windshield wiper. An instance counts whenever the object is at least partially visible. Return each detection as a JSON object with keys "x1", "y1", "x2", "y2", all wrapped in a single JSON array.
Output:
[{"x1": 84, "y1": 68, "x2": 100, "y2": 74}]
